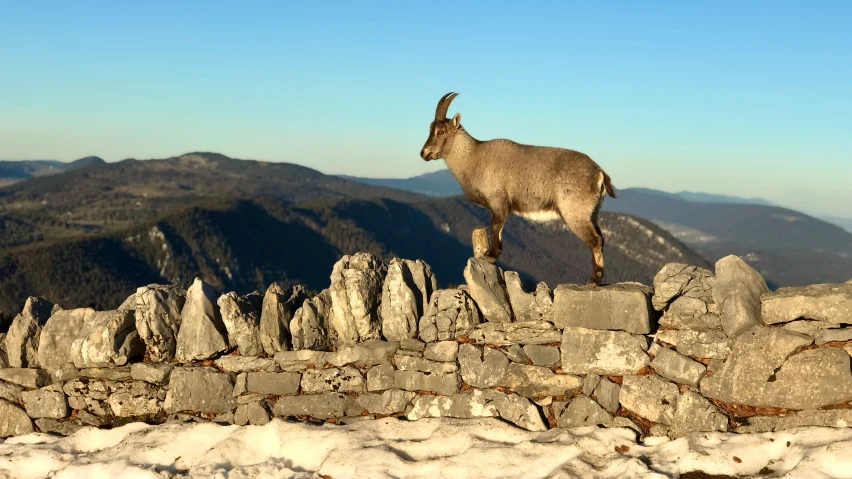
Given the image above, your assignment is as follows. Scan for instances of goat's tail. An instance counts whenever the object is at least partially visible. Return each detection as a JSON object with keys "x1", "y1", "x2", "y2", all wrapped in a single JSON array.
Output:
[{"x1": 602, "y1": 171, "x2": 616, "y2": 198}]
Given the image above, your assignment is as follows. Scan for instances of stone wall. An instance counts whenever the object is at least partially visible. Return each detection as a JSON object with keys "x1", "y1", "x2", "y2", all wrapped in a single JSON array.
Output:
[{"x1": 1, "y1": 253, "x2": 851, "y2": 438}]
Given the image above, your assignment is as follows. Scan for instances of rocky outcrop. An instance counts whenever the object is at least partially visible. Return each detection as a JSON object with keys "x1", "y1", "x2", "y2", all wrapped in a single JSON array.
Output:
[
  {"x1": 37, "y1": 308, "x2": 95, "y2": 372},
  {"x1": 418, "y1": 289, "x2": 481, "y2": 342},
  {"x1": 259, "y1": 283, "x2": 307, "y2": 355},
  {"x1": 218, "y1": 291, "x2": 263, "y2": 357},
  {"x1": 5, "y1": 297, "x2": 54, "y2": 368},
  {"x1": 560, "y1": 327, "x2": 650, "y2": 375},
  {"x1": 652, "y1": 264, "x2": 721, "y2": 331},
  {"x1": 175, "y1": 279, "x2": 229, "y2": 362},
  {"x1": 328, "y1": 253, "x2": 387, "y2": 346},
  {"x1": 381, "y1": 258, "x2": 437, "y2": 341},
  {"x1": 290, "y1": 291, "x2": 332, "y2": 351},
  {"x1": 714, "y1": 255, "x2": 770, "y2": 337},
  {"x1": 552, "y1": 283, "x2": 653, "y2": 334},
  {"x1": 463, "y1": 259, "x2": 513, "y2": 323},
  {"x1": 72, "y1": 310, "x2": 144, "y2": 368},
  {"x1": 134, "y1": 285, "x2": 186, "y2": 362},
  {"x1": 761, "y1": 283, "x2": 852, "y2": 325}
]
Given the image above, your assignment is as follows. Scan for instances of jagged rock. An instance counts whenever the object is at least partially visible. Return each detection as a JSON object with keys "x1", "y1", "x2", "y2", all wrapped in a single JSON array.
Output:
[
  {"x1": 552, "y1": 283, "x2": 653, "y2": 334},
  {"x1": 328, "y1": 253, "x2": 387, "y2": 346},
  {"x1": 394, "y1": 369, "x2": 459, "y2": 396},
  {"x1": 381, "y1": 258, "x2": 437, "y2": 341},
  {"x1": 468, "y1": 321, "x2": 562, "y2": 346},
  {"x1": 507, "y1": 344, "x2": 530, "y2": 363},
  {"x1": 37, "y1": 308, "x2": 95, "y2": 372},
  {"x1": 593, "y1": 378, "x2": 621, "y2": 414},
  {"x1": 302, "y1": 367, "x2": 364, "y2": 394},
  {"x1": 463, "y1": 259, "x2": 513, "y2": 323},
  {"x1": 504, "y1": 272, "x2": 552, "y2": 322},
  {"x1": 213, "y1": 356, "x2": 278, "y2": 373},
  {"x1": 405, "y1": 389, "x2": 546, "y2": 431},
  {"x1": 242, "y1": 371, "x2": 301, "y2": 395},
  {"x1": 78, "y1": 367, "x2": 132, "y2": 380},
  {"x1": 131, "y1": 363, "x2": 173, "y2": 384},
  {"x1": 701, "y1": 326, "x2": 852, "y2": 409},
  {"x1": 458, "y1": 344, "x2": 509, "y2": 388},
  {"x1": 424, "y1": 341, "x2": 459, "y2": 362},
  {"x1": 557, "y1": 396, "x2": 612, "y2": 427},
  {"x1": 117, "y1": 291, "x2": 136, "y2": 312},
  {"x1": 523, "y1": 345, "x2": 560, "y2": 366},
  {"x1": 762, "y1": 283, "x2": 852, "y2": 325},
  {"x1": 652, "y1": 264, "x2": 720, "y2": 331},
  {"x1": 218, "y1": 291, "x2": 263, "y2": 356},
  {"x1": 260, "y1": 283, "x2": 307, "y2": 355},
  {"x1": 0, "y1": 382, "x2": 23, "y2": 403},
  {"x1": 583, "y1": 374, "x2": 601, "y2": 396},
  {"x1": 234, "y1": 401, "x2": 271, "y2": 426},
  {"x1": 418, "y1": 289, "x2": 482, "y2": 342},
  {"x1": 175, "y1": 279, "x2": 229, "y2": 362},
  {"x1": 0, "y1": 368, "x2": 50, "y2": 389},
  {"x1": 290, "y1": 291, "x2": 332, "y2": 351},
  {"x1": 676, "y1": 330, "x2": 732, "y2": 359},
  {"x1": 5, "y1": 297, "x2": 54, "y2": 368},
  {"x1": 503, "y1": 363, "x2": 582, "y2": 398},
  {"x1": 367, "y1": 364, "x2": 395, "y2": 392},
  {"x1": 650, "y1": 347, "x2": 707, "y2": 388},
  {"x1": 714, "y1": 255, "x2": 770, "y2": 337},
  {"x1": 620, "y1": 375, "x2": 679, "y2": 425},
  {"x1": 35, "y1": 419, "x2": 82, "y2": 436},
  {"x1": 164, "y1": 367, "x2": 236, "y2": 414},
  {"x1": 272, "y1": 392, "x2": 361, "y2": 419},
  {"x1": 21, "y1": 385, "x2": 67, "y2": 419},
  {"x1": 72, "y1": 310, "x2": 144, "y2": 368},
  {"x1": 64, "y1": 378, "x2": 165, "y2": 420},
  {"x1": 560, "y1": 327, "x2": 650, "y2": 375},
  {"x1": 134, "y1": 285, "x2": 186, "y2": 362},
  {"x1": 356, "y1": 389, "x2": 415, "y2": 415},
  {"x1": 0, "y1": 399, "x2": 34, "y2": 437},
  {"x1": 669, "y1": 390, "x2": 728, "y2": 438},
  {"x1": 535, "y1": 283, "x2": 555, "y2": 321}
]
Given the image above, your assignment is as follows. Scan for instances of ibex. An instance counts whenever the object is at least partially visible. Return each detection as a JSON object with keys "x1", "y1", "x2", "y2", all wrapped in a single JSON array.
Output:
[{"x1": 420, "y1": 92, "x2": 617, "y2": 285}]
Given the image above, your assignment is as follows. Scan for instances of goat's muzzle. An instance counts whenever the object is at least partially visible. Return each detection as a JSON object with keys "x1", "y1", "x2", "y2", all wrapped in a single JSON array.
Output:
[{"x1": 420, "y1": 148, "x2": 432, "y2": 161}]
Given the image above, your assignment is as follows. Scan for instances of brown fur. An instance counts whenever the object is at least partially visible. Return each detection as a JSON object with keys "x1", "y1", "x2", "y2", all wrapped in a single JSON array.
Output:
[{"x1": 420, "y1": 92, "x2": 617, "y2": 285}]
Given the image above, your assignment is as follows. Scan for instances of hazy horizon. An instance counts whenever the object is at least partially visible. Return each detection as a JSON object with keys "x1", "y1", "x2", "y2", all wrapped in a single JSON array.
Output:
[{"x1": 1, "y1": 1, "x2": 850, "y2": 216}]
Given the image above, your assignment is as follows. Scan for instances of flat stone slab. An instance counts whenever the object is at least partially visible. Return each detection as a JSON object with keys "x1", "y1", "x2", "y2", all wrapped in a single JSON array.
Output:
[
  {"x1": 213, "y1": 356, "x2": 279, "y2": 373},
  {"x1": 762, "y1": 283, "x2": 852, "y2": 325},
  {"x1": 355, "y1": 389, "x2": 415, "y2": 415},
  {"x1": 424, "y1": 341, "x2": 459, "y2": 362},
  {"x1": 245, "y1": 372, "x2": 301, "y2": 396},
  {"x1": 366, "y1": 364, "x2": 394, "y2": 392},
  {"x1": 405, "y1": 389, "x2": 546, "y2": 431},
  {"x1": 714, "y1": 255, "x2": 769, "y2": 337},
  {"x1": 457, "y1": 344, "x2": 508, "y2": 388},
  {"x1": 0, "y1": 368, "x2": 51, "y2": 389},
  {"x1": 77, "y1": 367, "x2": 132, "y2": 380},
  {"x1": 301, "y1": 367, "x2": 364, "y2": 394},
  {"x1": 650, "y1": 347, "x2": 707, "y2": 388},
  {"x1": 552, "y1": 283, "x2": 653, "y2": 334},
  {"x1": 620, "y1": 375, "x2": 679, "y2": 425},
  {"x1": 560, "y1": 327, "x2": 650, "y2": 375},
  {"x1": 394, "y1": 370, "x2": 459, "y2": 396},
  {"x1": 21, "y1": 386, "x2": 68, "y2": 419},
  {"x1": 676, "y1": 330, "x2": 732, "y2": 359},
  {"x1": 164, "y1": 367, "x2": 236, "y2": 414},
  {"x1": 0, "y1": 399, "x2": 34, "y2": 437},
  {"x1": 557, "y1": 396, "x2": 612, "y2": 427},
  {"x1": 523, "y1": 345, "x2": 560, "y2": 367},
  {"x1": 502, "y1": 363, "x2": 582, "y2": 398},
  {"x1": 131, "y1": 363, "x2": 173, "y2": 384},
  {"x1": 272, "y1": 392, "x2": 361, "y2": 419},
  {"x1": 467, "y1": 321, "x2": 562, "y2": 346}
]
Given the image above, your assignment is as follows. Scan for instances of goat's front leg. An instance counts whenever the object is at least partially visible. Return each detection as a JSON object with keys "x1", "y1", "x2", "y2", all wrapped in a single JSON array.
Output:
[{"x1": 484, "y1": 203, "x2": 508, "y2": 263}]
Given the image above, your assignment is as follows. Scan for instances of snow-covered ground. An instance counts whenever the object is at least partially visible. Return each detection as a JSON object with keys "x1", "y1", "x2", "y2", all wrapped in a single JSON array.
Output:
[{"x1": 2, "y1": 418, "x2": 852, "y2": 479}]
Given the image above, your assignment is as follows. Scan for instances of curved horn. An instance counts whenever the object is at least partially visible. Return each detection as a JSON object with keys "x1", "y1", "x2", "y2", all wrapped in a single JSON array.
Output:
[{"x1": 434, "y1": 92, "x2": 459, "y2": 120}]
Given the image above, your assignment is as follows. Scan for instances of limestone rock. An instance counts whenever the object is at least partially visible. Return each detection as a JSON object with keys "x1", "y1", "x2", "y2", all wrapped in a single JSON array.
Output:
[
  {"x1": 468, "y1": 320, "x2": 562, "y2": 346},
  {"x1": 78, "y1": 367, "x2": 132, "y2": 380},
  {"x1": 21, "y1": 385, "x2": 67, "y2": 419},
  {"x1": 394, "y1": 370, "x2": 459, "y2": 396},
  {"x1": 424, "y1": 341, "x2": 459, "y2": 362},
  {"x1": 175, "y1": 278, "x2": 229, "y2": 362},
  {"x1": 652, "y1": 264, "x2": 720, "y2": 331},
  {"x1": 366, "y1": 364, "x2": 395, "y2": 392},
  {"x1": 713, "y1": 255, "x2": 769, "y2": 337},
  {"x1": 334, "y1": 341, "x2": 400, "y2": 367},
  {"x1": 463, "y1": 259, "x2": 513, "y2": 323},
  {"x1": 381, "y1": 258, "x2": 437, "y2": 341},
  {"x1": 400, "y1": 338, "x2": 426, "y2": 352},
  {"x1": 0, "y1": 382, "x2": 23, "y2": 403},
  {"x1": 356, "y1": 389, "x2": 415, "y2": 415},
  {"x1": 164, "y1": 367, "x2": 236, "y2": 414},
  {"x1": 134, "y1": 285, "x2": 186, "y2": 362},
  {"x1": 676, "y1": 330, "x2": 732, "y2": 359},
  {"x1": 405, "y1": 389, "x2": 546, "y2": 431},
  {"x1": 762, "y1": 283, "x2": 852, "y2": 325},
  {"x1": 35, "y1": 419, "x2": 82, "y2": 436},
  {"x1": 213, "y1": 356, "x2": 279, "y2": 373},
  {"x1": 217, "y1": 291, "x2": 263, "y2": 356},
  {"x1": 503, "y1": 363, "x2": 582, "y2": 398},
  {"x1": 272, "y1": 392, "x2": 361, "y2": 419},
  {"x1": 557, "y1": 396, "x2": 612, "y2": 427},
  {"x1": 650, "y1": 347, "x2": 707, "y2": 388},
  {"x1": 458, "y1": 344, "x2": 509, "y2": 388},
  {"x1": 234, "y1": 401, "x2": 271, "y2": 426},
  {"x1": 669, "y1": 390, "x2": 728, "y2": 438},
  {"x1": 560, "y1": 327, "x2": 650, "y2": 375},
  {"x1": 107, "y1": 389, "x2": 162, "y2": 417},
  {"x1": 0, "y1": 368, "x2": 51, "y2": 389},
  {"x1": 523, "y1": 345, "x2": 560, "y2": 367},
  {"x1": 394, "y1": 355, "x2": 459, "y2": 375},
  {"x1": 72, "y1": 310, "x2": 144, "y2": 368},
  {"x1": 620, "y1": 375, "x2": 679, "y2": 425},
  {"x1": 244, "y1": 372, "x2": 301, "y2": 395},
  {"x1": 5, "y1": 297, "x2": 54, "y2": 368},
  {"x1": 418, "y1": 289, "x2": 482, "y2": 342},
  {"x1": 737, "y1": 409, "x2": 852, "y2": 433},
  {"x1": 259, "y1": 283, "x2": 307, "y2": 355},
  {"x1": 504, "y1": 272, "x2": 551, "y2": 322},
  {"x1": 0, "y1": 399, "x2": 34, "y2": 437},
  {"x1": 328, "y1": 253, "x2": 387, "y2": 346},
  {"x1": 814, "y1": 328, "x2": 852, "y2": 345},
  {"x1": 593, "y1": 378, "x2": 621, "y2": 414},
  {"x1": 37, "y1": 308, "x2": 95, "y2": 372},
  {"x1": 700, "y1": 325, "x2": 852, "y2": 409},
  {"x1": 507, "y1": 344, "x2": 530, "y2": 363},
  {"x1": 290, "y1": 290, "x2": 332, "y2": 351},
  {"x1": 301, "y1": 367, "x2": 364, "y2": 394},
  {"x1": 131, "y1": 363, "x2": 173, "y2": 384},
  {"x1": 64, "y1": 378, "x2": 165, "y2": 421},
  {"x1": 552, "y1": 283, "x2": 653, "y2": 334},
  {"x1": 583, "y1": 373, "x2": 601, "y2": 396}
]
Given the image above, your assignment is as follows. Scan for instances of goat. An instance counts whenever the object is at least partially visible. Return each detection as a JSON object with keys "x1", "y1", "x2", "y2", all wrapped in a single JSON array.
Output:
[{"x1": 420, "y1": 92, "x2": 617, "y2": 285}]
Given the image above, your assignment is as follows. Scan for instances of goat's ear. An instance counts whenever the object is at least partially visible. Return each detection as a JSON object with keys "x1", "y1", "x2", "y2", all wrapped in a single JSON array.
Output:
[{"x1": 452, "y1": 113, "x2": 461, "y2": 129}]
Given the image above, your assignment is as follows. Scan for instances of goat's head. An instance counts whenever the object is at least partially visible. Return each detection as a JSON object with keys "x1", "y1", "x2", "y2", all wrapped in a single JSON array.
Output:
[{"x1": 420, "y1": 92, "x2": 462, "y2": 161}]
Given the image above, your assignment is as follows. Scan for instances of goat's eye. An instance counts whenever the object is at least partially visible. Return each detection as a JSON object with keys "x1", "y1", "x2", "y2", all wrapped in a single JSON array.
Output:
[{"x1": 437, "y1": 130, "x2": 444, "y2": 136}]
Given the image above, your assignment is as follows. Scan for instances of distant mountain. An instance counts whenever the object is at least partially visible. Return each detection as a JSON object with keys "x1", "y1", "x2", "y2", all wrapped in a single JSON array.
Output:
[
  {"x1": 340, "y1": 170, "x2": 463, "y2": 197},
  {"x1": 0, "y1": 156, "x2": 105, "y2": 184},
  {"x1": 0, "y1": 196, "x2": 708, "y2": 318},
  {"x1": 625, "y1": 187, "x2": 775, "y2": 206},
  {"x1": 822, "y1": 216, "x2": 852, "y2": 233}
]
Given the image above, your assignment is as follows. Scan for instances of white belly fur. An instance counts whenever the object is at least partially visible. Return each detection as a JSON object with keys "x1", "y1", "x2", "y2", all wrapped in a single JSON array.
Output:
[{"x1": 516, "y1": 210, "x2": 562, "y2": 223}]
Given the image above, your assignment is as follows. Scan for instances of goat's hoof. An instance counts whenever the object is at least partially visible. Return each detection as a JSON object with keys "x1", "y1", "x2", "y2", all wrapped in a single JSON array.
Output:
[{"x1": 586, "y1": 279, "x2": 601, "y2": 287}]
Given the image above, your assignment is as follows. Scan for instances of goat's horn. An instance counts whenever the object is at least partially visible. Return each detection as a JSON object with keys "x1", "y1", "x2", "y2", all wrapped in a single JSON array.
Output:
[{"x1": 435, "y1": 92, "x2": 459, "y2": 120}]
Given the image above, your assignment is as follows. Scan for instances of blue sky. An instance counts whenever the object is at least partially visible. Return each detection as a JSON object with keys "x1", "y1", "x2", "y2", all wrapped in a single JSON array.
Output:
[{"x1": 1, "y1": 1, "x2": 850, "y2": 217}]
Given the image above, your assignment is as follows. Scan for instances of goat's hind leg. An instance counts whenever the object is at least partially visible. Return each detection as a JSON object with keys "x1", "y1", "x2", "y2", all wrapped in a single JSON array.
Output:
[
  {"x1": 558, "y1": 207, "x2": 605, "y2": 285},
  {"x1": 483, "y1": 204, "x2": 508, "y2": 263}
]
